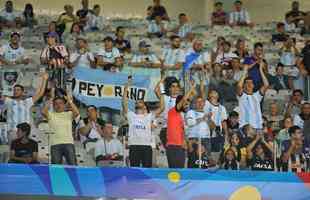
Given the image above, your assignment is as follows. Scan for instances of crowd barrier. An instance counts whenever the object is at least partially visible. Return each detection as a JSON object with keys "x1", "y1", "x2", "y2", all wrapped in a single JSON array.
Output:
[{"x1": 1, "y1": 164, "x2": 310, "y2": 200}]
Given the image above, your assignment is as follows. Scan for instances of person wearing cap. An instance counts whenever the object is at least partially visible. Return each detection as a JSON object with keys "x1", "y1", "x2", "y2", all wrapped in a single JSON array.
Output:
[
  {"x1": 0, "y1": 32, "x2": 30, "y2": 66},
  {"x1": 8, "y1": 122, "x2": 38, "y2": 164},
  {"x1": 0, "y1": 1, "x2": 22, "y2": 28},
  {"x1": 96, "y1": 36, "x2": 121, "y2": 68},
  {"x1": 68, "y1": 37, "x2": 95, "y2": 69},
  {"x1": 40, "y1": 31, "x2": 69, "y2": 69},
  {"x1": 147, "y1": 15, "x2": 168, "y2": 38},
  {"x1": 130, "y1": 41, "x2": 161, "y2": 68}
]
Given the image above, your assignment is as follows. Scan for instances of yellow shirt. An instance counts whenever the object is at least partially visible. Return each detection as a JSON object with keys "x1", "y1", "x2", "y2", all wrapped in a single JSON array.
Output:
[{"x1": 48, "y1": 111, "x2": 74, "y2": 146}]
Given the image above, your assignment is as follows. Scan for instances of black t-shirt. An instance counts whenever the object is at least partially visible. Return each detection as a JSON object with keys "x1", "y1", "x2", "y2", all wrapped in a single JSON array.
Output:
[
  {"x1": 10, "y1": 138, "x2": 38, "y2": 158},
  {"x1": 301, "y1": 45, "x2": 310, "y2": 72},
  {"x1": 76, "y1": 9, "x2": 91, "y2": 18},
  {"x1": 222, "y1": 160, "x2": 239, "y2": 170},
  {"x1": 248, "y1": 155, "x2": 274, "y2": 171},
  {"x1": 188, "y1": 152, "x2": 210, "y2": 169},
  {"x1": 286, "y1": 10, "x2": 306, "y2": 25},
  {"x1": 271, "y1": 33, "x2": 289, "y2": 43},
  {"x1": 114, "y1": 39, "x2": 131, "y2": 53}
]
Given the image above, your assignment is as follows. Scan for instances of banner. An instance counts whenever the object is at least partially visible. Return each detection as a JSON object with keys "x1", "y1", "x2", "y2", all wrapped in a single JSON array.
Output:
[
  {"x1": 72, "y1": 67, "x2": 150, "y2": 110},
  {"x1": 1, "y1": 164, "x2": 310, "y2": 200}
]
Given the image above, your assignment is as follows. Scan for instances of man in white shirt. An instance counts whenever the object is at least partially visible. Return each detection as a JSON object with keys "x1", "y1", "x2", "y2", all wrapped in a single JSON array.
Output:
[
  {"x1": 130, "y1": 41, "x2": 161, "y2": 68},
  {"x1": 84, "y1": 4, "x2": 106, "y2": 32},
  {"x1": 173, "y1": 13, "x2": 192, "y2": 39},
  {"x1": 94, "y1": 121, "x2": 123, "y2": 166},
  {"x1": 186, "y1": 96, "x2": 213, "y2": 153},
  {"x1": 0, "y1": 32, "x2": 30, "y2": 66},
  {"x1": 229, "y1": 0, "x2": 253, "y2": 27},
  {"x1": 1, "y1": 73, "x2": 48, "y2": 142},
  {"x1": 160, "y1": 35, "x2": 185, "y2": 79},
  {"x1": 236, "y1": 60, "x2": 269, "y2": 131},
  {"x1": 0, "y1": 1, "x2": 21, "y2": 28},
  {"x1": 123, "y1": 76, "x2": 164, "y2": 167},
  {"x1": 147, "y1": 15, "x2": 168, "y2": 38},
  {"x1": 96, "y1": 36, "x2": 121, "y2": 68},
  {"x1": 68, "y1": 37, "x2": 95, "y2": 68}
]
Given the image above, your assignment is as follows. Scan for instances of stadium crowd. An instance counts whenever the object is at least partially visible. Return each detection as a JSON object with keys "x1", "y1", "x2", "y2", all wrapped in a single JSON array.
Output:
[{"x1": 0, "y1": 0, "x2": 309, "y2": 172}]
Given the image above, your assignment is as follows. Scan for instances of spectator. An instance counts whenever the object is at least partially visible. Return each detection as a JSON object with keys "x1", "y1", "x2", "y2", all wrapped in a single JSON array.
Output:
[
  {"x1": 272, "y1": 23, "x2": 289, "y2": 44},
  {"x1": 269, "y1": 63, "x2": 293, "y2": 91},
  {"x1": 160, "y1": 35, "x2": 185, "y2": 79},
  {"x1": 211, "y1": 2, "x2": 227, "y2": 26},
  {"x1": 21, "y1": 3, "x2": 37, "y2": 28},
  {"x1": 68, "y1": 37, "x2": 96, "y2": 69},
  {"x1": 285, "y1": 1, "x2": 305, "y2": 26},
  {"x1": 209, "y1": 63, "x2": 223, "y2": 89},
  {"x1": 187, "y1": 141, "x2": 216, "y2": 169},
  {"x1": 95, "y1": 121, "x2": 123, "y2": 166},
  {"x1": 56, "y1": 5, "x2": 78, "y2": 34},
  {"x1": 276, "y1": 116, "x2": 293, "y2": 155},
  {"x1": 202, "y1": 89, "x2": 228, "y2": 153},
  {"x1": 186, "y1": 95, "x2": 213, "y2": 154},
  {"x1": 301, "y1": 12, "x2": 310, "y2": 36},
  {"x1": 154, "y1": 77, "x2": 181, "y2": 147},
  {"x1": 243, "y1": 42, "x2": 267, "y2": 91},
  {"x1": 130, "y1": 41, "x2": 161, "y2": 68},
  {"x1": 300, "y1": 40, "x2": 310, "y2": 99},
  {"x1": 114, "y1": 26, "x2": 131, "y2": 54},
  {"x1": 76, "y1": 0, "x2": 91, "y2": 28},
  {"x1": 40, "y1": 32, "x2": 69, "y2": 70},
  {"x1": 42, "y1": 94, "x2": 80, "y2": 165},
  {"x1": 229, "y1": 0, "x2": 253, "y2": 27},
  {"x1": 166, "y1": 82, "x2": 196, "y2": 168},
  {"x1": 237, "y1": 61, "x2": 269, "y2": 131},
  {"x1": 284, "y1": 13, "x2": 297, "y2": 33},
  {"x1": 233, "y1": 38, "x2": 249, "y2": 60},
  {"x1": 43, "y1": 21, "x2": 61, "y2": 44},
  {"x1": 293, "y1": 102, "x2": 310, "y2": 130},
  {"x1": 285, "y1": 89, "x2": 304, "y2": 117},
  {"x1": 246, "y1": 135, "x2": 274, "y2": 171},
  {"x1": 0, "y1": 1, "x2": 21, "y2": 28},
  {"x1": 8, "y1": 123, "x2": 38, "y2": 164},
  {"x1": 227, "y1": 111, "x2": 240, "y2": 133},
  {"x1": 279, "y1": 37, "x2": 298, "y2": 67},
  {"x1": 265, "y1": 102, "x2": 284, "y2": 132},
  {"x1": 149, "y1": 0, "x2": 169, "y2": 21},
  {"x1": 122, "y1": 77, "x2": 164, "y2": 168},
  {"x1": 1, "y1": 73, "x2": 48, "y2": 142},
  {"x1": 96, "y1": 36, "x2": 121, "y2": 68},
  {"x1": 231, "y1": 57, "x2": 243, "y2": 81},
  {"x1": 84, "y1": 4, "x2": 106, "y2": 32},
  {"x1": 214, "y1": 41, "x2": 237, "y2": 65},
  {"x1": 0, "y1": 32, "x2": 30, "y2": 66},
  {"x1": 147, "y1": 15, "x2": 168, "y2": 38},
  {"x1": 220, "y1": 148, "x2": 240, "y2": 170},
  {"x1": 281, "y1": 126, "x2": 307, "y2": 172},
  {"x1": 172, "y1": 13, "x2": 192, "y2": 39},
  {"x1": 78, "y1": 105, "x2": 105, "y2": 142}
]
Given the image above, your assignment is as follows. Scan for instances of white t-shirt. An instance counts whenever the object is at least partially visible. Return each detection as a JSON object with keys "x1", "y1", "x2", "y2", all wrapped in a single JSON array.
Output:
[
  {"x1": 131, "y1": 53, "x2": 160, "y2": 64},
  {"x1": 204, "y1": 100, "x2": 228, "y2": 129},
  {"x1": 293, "y1": 114, "x2": 304, "y2": 129},
  {"x1": 162, "y1": 95, "x2": 177, "y2": 128},
  {"x1": 238, "y1": 91, "x2": 264, "y2": 129},
  {"x1": 127, "y1": 111, "x2": 155, "y2": 147},
  {"x1": 161, "y1": 47, "x2": 185, "y2": 78},
  {"x1": 69, "y1": 52, "x2": 95, "y2": 68},
  {"x1": 4, "y1": 97, "x2": 33, "y2": 131},
  {"x1": 95, "y1": 138, "x2": 123, "y2": 158},
  {"x1": 186, "y1": 109, "x2": 211, "y2": 138},
  {"x1": 96, "y1": 47, "x2": 120, "y2": 63},
  {"x1": 0, "y1": 9, "x2": 21, "y2": 22},
  {"x1": 0, "y1": 44, "x2": 26, "y2": 62}
]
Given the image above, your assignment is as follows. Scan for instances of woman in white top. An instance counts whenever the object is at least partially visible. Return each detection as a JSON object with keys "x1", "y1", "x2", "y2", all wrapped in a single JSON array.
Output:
[{"x1": 122, "y1": 76, "x2": 164, "y2": 167}]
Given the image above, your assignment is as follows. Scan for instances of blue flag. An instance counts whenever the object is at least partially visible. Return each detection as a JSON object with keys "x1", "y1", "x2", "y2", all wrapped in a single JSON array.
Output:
[{"x1": 183, "y1": 52, "x2": 200, "y2": 72}]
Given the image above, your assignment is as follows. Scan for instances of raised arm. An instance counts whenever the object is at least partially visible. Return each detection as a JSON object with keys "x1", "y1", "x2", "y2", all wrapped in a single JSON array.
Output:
[
  {"x1": 32, "y1": 72, "x2": 49, "y2": 104},
  {"x1": 154, "y1": 76, "x2": 165, "y2": 99},
  {"x1": 259, "y1": 61, "x2": 269, "y2": 95},
  {"x1": 42, "y1": 99, "x2": 52, "y2": 119},
  {"x1": 176, "y1": 81, "x2": 196, "y2": 111},
  {"x1": 122, "y1": 78, "x2": 131, "y2": 115},
  {"x1": 246, "y1": 135, "x2": 260, "y2": 159},
  {"x1": 65, "y1": 93, "x2": 80, "y2": 119},
  {"x1": 237, "y1": 64, "x2": 248, "y2": 96}
]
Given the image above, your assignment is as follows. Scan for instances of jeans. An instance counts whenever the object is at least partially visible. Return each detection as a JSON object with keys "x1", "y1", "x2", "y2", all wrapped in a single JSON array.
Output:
[
  {"x1": 129, "y1": 145, "x2": 152, "y2": 168},
  {"x1": 166, "y1": 145, "x2": 185, "y2": 168},
  {"x1": 51, "y1": 143, "x2": 77, "y2": 165}
]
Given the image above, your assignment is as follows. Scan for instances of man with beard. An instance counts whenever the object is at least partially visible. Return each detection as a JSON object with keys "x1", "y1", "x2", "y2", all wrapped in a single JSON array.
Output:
[{"x1": 160, "y1": 35, "x2": 185, "y2": 79}]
